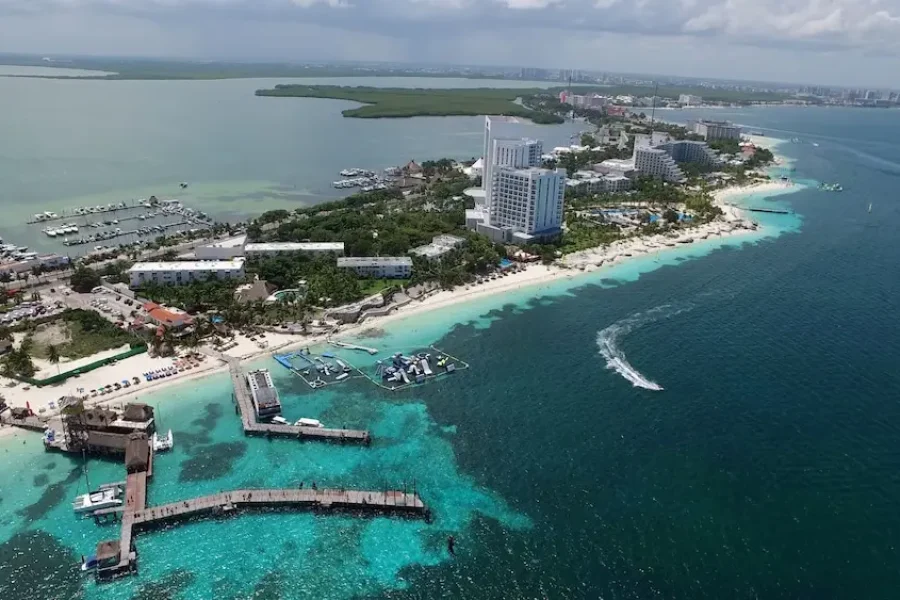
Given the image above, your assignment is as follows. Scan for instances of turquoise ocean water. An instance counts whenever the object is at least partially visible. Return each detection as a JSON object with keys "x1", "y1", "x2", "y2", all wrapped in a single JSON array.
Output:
[{"x1": 5, "y1": 106, "x2": 900, "y2": 598}]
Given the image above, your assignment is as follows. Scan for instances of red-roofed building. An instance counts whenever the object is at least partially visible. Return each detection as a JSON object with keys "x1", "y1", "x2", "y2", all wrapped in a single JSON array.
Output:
[{"x1": 142, "y1": 302, "x2": 193, "y2": 329}]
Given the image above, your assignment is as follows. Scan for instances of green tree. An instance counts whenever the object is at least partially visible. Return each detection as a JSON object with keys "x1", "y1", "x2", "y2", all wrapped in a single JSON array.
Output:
[
  {"x1": 47, "y1": 344, "x2": 60, "y2": 374},
  {"x1": 70, "y1": 265, "x2": 102, "y2": 293}
]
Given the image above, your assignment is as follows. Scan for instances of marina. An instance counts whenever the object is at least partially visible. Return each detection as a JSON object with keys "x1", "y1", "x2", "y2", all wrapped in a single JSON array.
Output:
[{"x1": 332, "y1": 166, "x2": 401, "y2": 190}]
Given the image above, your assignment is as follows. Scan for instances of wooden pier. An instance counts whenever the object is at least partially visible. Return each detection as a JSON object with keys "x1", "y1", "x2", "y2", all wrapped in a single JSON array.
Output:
[
  {"x1": 227, "y1": 357, "x2": 371, "y2": 444},
  {"x1": 97, "y1": 478, "x2": 427, "y2": 580}
]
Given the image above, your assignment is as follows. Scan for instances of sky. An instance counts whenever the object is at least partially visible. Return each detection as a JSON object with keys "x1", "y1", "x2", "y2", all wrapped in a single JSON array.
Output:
[{"x1": 1, "y1": 0, "x2": 900, "y2": 87}]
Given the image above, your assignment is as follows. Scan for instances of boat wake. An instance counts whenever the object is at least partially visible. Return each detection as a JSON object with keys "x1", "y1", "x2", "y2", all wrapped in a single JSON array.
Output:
[{"x1": 596, "y1": 304, "x2": 693, "y2": 391}]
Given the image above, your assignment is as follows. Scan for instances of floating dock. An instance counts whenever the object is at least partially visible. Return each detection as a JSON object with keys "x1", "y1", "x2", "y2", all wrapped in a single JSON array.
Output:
[
  {"x1": 274, "y1": 350, "x2": 365, "y2": 390},
  {"x1": 363, "y1": 346, "x2": 469, "y2": 392},
  {"x1": 329, "y1": 340, "x2": 379, "y2": 355},
  {"x1": 746, "y1": 207, "x2": 792, "y2": 214},
  {"x1": 228, "y1": 356, "x2": 371, "y2": 444}
]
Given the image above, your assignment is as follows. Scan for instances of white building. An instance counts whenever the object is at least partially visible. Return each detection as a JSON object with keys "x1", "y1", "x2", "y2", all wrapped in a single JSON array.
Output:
[
  {"x1": 568, "y1": 172, "x2": 632, "y2": 194},
  {"x1": 409, "y1": 234, "x2": 466, "y2": 260},
  {"x1": 659, "y1": 140, "x2": 722, "y2": 166},
  {"x1": 193, "y1": 235, "x2": 247, "y2": 260},
  {"x1": 633, "y1": 140, "x2": 721, "y2": 182},
  {"x1": 478, "y1": 166, "x2": 565, "y2": 243},
  {"x1": 337, "y1": 257, "x2": 413, "y2": 279},
  {"x1": 594, "y1": 158, "x2": 636, "y2": 178},
  {"x1": 678, "y1": 94, "x2": 703, "y2": 106},
  {"x1": 691, "y1": 119, "x2": 741, "y2": 141},
  {"x1": 482, "y1": 116, "x2": 526, "y2": 207},
  {"x1": 244, "y1": 242, "x2": 345, "y2": 257},
  {"x1": 634, "y1": 147, "x2": 686, "y2": 182},
  {"x1": 128, "y1": 258, "x2": 246, "y2": 288}
]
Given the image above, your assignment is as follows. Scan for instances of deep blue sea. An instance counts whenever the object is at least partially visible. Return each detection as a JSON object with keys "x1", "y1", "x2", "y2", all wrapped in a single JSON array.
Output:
[{"x1": 4, "y1": 106, "x2": 900, "y2": 599}]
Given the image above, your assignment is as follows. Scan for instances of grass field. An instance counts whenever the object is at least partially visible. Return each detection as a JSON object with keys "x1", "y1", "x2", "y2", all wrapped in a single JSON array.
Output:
[
  {"x1": 254, "y1": 85, "x2": 564, "y2": 123},
  {"x1": 28, "y1": 311, "x2": 135, "y2": 360}
]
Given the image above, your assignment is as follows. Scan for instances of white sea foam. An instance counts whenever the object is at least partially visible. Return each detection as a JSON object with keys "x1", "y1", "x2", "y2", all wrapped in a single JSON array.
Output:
[{"x1": 596, "y1": 304, "x2": 693, "y2": 391}]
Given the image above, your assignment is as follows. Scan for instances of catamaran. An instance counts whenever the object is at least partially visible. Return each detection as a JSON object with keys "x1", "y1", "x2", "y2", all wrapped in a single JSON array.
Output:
[{"x1": 72, "y1": 485, "x2": 124, "y2": 514}]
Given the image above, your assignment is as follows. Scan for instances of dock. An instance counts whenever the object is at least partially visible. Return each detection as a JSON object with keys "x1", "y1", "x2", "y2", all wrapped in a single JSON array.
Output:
[
  {"x1": 329, "y1": 340, "x2": 379, "y2": 355},
  {"x1": 746, "y1": 207, "x2": 792, "y2": 214},
  {"x1": 95, "y1": 438, "x2": 423, "y2": 581},
  {"x1": 227, "y1": 356, "x2": 371, "y2": 444}
]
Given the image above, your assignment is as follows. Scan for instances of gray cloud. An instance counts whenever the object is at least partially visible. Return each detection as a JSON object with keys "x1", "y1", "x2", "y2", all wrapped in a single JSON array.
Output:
[{"x1": 1, "y1": 0, "x2": 900, "y2": 84}]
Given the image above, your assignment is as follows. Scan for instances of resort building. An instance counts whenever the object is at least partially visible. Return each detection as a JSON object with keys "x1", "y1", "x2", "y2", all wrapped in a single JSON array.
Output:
[
  {"x1": 633, "y1": 139, "x2": 721, "y2": 182},
  {"x1": 691, "y1": 119, "x2": 741, "y2": 141},
  {"x1": 141, "y1": 302, "x2": 194, "y2": 329},
  {"x1": 337, "y1": 257, "x2": 413, "y2": 279},
  {"x1": 482, "y1": 116, "x2": 527, "y2": 207},
  {"x1": 193, "y1": 235, "x2": 247, "y2": 260},
  {"x1": 244, "y1": 242, "x2": 345, "y2": 258},
  {"x1": 410, "y1": 234, "x2": 466, "y2": 260},
  {"x1": 567, "y1": 172, "x2": 632, "y2": 194},
  {"x1": 479, "y1": 166, "x2": 565, "y2": 243},
  {"x1": 678, "y1": 94, "x2": 703, "y2": 106},
  {"x1": 633, "y1": 147, "x2": 686, "y2": 182},
  {"x1": 659, "y1": 140, "x2": 722, "y2": 166},
  {"x1": 594, "y1": 158, "x2": 636, "y2": 178},
  {"x1": 127, "y1": 258, "x2": 246, "y2": 289}
]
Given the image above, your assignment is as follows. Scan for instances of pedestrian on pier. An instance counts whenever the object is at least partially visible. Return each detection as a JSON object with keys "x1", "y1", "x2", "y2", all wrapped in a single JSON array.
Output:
[
  {"x1": 311, "y1": 482, "x2": 317, "y2": 490},
  {"x1": 299, "y1": 481, "x2": 304, "y2": 489}
]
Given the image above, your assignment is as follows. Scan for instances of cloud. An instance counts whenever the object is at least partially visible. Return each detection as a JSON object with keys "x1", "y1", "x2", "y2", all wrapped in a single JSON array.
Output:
[{"x1": 1, "y1": 0, "x2": 900, "y2": 85}]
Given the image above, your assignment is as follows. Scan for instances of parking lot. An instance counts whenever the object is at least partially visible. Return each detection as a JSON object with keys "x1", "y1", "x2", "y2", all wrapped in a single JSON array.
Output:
[{"x1": 0, "y1": 299, "x2": 66, "y2": 327}]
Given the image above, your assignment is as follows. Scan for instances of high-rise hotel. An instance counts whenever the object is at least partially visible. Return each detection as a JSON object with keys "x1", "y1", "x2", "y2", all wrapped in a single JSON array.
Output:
[{"x1": 470, "y1": 116, "x2": 566, "y2": 244}]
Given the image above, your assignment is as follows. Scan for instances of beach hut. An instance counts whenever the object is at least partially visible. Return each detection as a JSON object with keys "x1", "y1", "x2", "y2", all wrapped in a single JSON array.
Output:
[{"x1": 95, "y1": 540, "x2": 121, "y2": 569}]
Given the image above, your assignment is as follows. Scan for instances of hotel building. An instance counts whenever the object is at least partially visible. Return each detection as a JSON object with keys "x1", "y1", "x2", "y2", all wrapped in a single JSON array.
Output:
[
  {"x1": 244, "y1": 242, "x2": 345, "y2": 257},
  {"x1": 336, "y1": 257, "x2": 413, "y2": 279},
  {"x1": 128, "y1": 259, "x2": 246, "y2": 288}
]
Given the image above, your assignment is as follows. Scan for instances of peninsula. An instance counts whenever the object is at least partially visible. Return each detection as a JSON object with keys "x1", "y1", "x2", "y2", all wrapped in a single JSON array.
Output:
[{"x1": 253, "y1": 85, "x2": 564, "y2": 123}]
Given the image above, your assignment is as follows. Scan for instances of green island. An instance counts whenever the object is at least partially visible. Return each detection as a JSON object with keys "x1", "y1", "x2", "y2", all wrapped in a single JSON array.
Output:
[{"x1": 254, "y1": 85, "x2": 564, "y2": 123}]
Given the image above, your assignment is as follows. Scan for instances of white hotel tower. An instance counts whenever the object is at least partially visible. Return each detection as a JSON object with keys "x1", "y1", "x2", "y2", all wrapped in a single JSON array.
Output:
[{"x1": 473, "y1": 117, "x2": 566, "y2": 244}]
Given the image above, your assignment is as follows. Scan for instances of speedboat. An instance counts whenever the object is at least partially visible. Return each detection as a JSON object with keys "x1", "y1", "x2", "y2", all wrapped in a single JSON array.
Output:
[
  {"x1": 81, "y1": 555, "x2": 99, "y2": 572},
  {"x1": 72, "y1": 486, "x2": 123, "y2": 514},
  {"x1": 295, "y1": 418, "x2": 323, "y2": 428}
]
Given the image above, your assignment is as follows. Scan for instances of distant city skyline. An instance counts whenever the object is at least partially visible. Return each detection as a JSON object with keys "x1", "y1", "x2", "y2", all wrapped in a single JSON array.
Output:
[{"x1": 1, "y1": 0, "x2": 899, "y2": 88}]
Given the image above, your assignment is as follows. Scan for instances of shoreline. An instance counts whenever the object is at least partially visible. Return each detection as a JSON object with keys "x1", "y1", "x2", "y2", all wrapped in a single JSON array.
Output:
[{"x1": 0, "y1": 138, "x2": 800, "y2": 439}]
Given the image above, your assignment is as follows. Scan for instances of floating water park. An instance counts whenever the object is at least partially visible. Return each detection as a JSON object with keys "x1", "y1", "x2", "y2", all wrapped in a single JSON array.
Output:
[{"x1": 274, "y1": 345, "x2": 469, "y2": 392}]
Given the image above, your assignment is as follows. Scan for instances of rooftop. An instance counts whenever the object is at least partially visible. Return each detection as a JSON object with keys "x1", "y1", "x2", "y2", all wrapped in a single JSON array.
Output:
[
  {"x1": 245, "y1": 242, "x2": 344, "y2": 252},
  {"x1": 202, "y1": 235, "x2": 247, "y2": 249},
  {"x1": 337, "y1": 257, "x2": 413, "y2": 267},
  {"x1": 129, "y1": 258, "x2": 245, "y2": 272}
]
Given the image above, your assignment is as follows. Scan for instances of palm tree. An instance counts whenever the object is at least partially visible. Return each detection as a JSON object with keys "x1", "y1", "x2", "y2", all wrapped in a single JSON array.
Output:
[{"x1": 48, "y1": 344, "x2": 61, "y2": 374}]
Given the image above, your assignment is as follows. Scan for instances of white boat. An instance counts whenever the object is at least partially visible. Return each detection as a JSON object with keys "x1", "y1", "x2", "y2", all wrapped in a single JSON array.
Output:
[
  {"x1": 335, "y1": 373, "x2": 350, "y2": 381},
  {"x1": 295, "y1": 418, "x2": 323, "y2": 428},
  {"x1": 151, "y1": 429, "x2": 174, "y2": 452},
  {"x1": 73, "y1": 486, "x2": 123, "y2": 514},
  {"x1": 271, "y1": 416, "x2": 289, "y2": 425}
]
